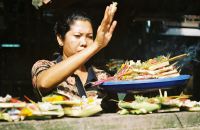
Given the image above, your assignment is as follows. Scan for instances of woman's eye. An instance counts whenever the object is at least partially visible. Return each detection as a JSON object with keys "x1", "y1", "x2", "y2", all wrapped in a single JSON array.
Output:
[
  {"x1": 74, "y1": 35, "x2": 81, "y2": 38},
  {"x1": 88, "y1": 36, "x2": 93, "y2": 39}
]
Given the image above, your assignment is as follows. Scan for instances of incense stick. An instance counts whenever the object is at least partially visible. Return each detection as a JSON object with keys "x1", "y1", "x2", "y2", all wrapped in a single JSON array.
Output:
[{"x1": 169, "y1": 53, "x2": 189, "y2": 62}]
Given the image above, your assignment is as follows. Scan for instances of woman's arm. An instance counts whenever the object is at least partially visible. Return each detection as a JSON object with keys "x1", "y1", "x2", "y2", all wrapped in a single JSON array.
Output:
[{"x1": 35, "y1": 3, "x2": 117, "y2": 92}]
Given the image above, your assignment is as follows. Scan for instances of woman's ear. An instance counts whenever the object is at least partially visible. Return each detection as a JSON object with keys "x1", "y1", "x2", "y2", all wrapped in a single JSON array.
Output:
[{"x1": 56, "y1": 35, "x2": 64, "y2": 47}]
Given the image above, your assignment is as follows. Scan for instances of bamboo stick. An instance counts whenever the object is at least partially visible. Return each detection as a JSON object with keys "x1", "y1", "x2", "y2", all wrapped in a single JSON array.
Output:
[{"x1": 169, "y1": 53, "x2": 189, "y2": 62}]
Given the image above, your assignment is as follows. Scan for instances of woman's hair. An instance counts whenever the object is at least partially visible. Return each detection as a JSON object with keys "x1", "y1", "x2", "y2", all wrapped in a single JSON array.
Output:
[{"x1": 54, "y1": 10, "x2": 93, "y2": 40}]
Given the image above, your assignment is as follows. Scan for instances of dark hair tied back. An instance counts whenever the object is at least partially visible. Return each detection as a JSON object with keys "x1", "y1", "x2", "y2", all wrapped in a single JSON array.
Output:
[{"x1": 54, "y1": 10, "x2": 92, "y2": 40}]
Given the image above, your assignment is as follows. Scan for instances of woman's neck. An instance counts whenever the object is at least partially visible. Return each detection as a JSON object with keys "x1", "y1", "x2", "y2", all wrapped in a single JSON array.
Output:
[{"x1": 75, "y1": 66, "x2": 87, "y2": 74}]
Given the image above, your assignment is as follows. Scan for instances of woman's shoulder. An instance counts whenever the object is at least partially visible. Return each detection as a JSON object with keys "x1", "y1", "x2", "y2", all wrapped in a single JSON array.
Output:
[
  {"x1": 32, "y1": 59, "x2": 56, "y2": 69},
  {"x1": 31, "y1": 59, "x2": 56, "y2": 77}
]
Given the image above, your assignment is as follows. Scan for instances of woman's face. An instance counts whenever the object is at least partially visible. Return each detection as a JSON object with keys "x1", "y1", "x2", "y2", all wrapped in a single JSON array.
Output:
[{"x1": 61, "y1": 20, "x2": 93, "y2": 57}]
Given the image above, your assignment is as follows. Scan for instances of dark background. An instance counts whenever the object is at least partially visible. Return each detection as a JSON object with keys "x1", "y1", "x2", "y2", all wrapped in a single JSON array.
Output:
[{"x1": 0, "y1": 0, "x2": 200, "y2": 101}]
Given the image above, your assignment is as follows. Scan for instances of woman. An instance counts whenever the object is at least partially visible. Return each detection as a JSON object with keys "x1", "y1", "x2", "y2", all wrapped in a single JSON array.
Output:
[{"x1": 31, "y1": 3, "x2": 117, "y2": 103}]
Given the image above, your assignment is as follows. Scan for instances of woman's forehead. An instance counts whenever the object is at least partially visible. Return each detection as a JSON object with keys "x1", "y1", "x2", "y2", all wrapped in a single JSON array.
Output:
[{"x1": 70, "y1": 20, "x2": 93, "y2": 33}]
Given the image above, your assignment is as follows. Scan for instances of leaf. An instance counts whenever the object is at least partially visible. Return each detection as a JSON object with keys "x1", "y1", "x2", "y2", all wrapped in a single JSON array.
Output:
[{"x1": 32, "y1": 0, "x2": 43, "y2": 9}]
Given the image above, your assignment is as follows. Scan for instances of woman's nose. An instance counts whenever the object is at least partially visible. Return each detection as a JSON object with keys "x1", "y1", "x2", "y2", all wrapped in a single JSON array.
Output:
[{"x1": 80, "y1": 37, "x2": 87, "y2": 46}]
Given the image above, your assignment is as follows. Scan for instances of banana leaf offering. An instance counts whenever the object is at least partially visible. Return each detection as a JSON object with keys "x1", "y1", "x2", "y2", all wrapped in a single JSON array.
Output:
[
  {"x1": 0, "y1": 94, "x2": 103, "y2": 121},
  {"x1": 42, "y1": 94, "x2": 102, "y2": 117},
  {"x1": 93, "y1": 54, "x2": 189, "y2": 86},
  {"x1": 117, "y1": 91, "x2": 200, "y2": 115}
]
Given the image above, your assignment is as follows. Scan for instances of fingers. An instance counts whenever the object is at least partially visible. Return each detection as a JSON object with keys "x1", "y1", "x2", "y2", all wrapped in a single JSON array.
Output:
[
  {"x1": 110, "y1": 2, "x2": 118, "y2": 13},
  {"x1": 95, "y1": 3, "x2": 117, "y2": 47},
  {"x1": 100, "y1": 6, "x2": 109, "y2": 29},
  {"x1": 108, "y1": 2, "x2": 117, "y2": 23},
  {"x1": 100, "y1": 3, "x2": 117, "y2": 32},
  {"x1": 109, "y1": 21, "x2": 117, "y2": 34},
  {"x1": 108, "y1": 4, "x2": 117, "y2": 23}
]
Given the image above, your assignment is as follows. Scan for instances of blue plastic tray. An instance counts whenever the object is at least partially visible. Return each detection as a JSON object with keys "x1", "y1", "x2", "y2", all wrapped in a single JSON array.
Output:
[{"x1": 101, "y1": 75, "x2": 191, "y2": 92}]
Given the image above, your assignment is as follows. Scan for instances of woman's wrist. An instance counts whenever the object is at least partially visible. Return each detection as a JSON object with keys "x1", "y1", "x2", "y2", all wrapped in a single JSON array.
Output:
[
  {"x1": 93, "y1": 40, "x2": 106, "y2": 50},
  {"x1": 92, "y1": 41, "x2": 102, "y2": 50}
]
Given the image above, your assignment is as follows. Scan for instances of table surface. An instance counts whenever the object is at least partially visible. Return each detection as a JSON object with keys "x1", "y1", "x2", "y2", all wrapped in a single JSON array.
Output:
[{"x1": 1, "y1": 112, "x2": 200, "y2": 130}]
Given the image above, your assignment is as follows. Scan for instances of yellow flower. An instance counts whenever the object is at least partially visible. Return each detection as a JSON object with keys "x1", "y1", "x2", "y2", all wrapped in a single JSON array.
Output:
[
  {"x1": 87, "y1": 97, "x2": 94, "y2": 104},
  {"x1": 42, "y1": 95, "x2": 65, "y2": 102},
  {"x1": 20, "y1": 108, "x2": 33, "y2": 116}
]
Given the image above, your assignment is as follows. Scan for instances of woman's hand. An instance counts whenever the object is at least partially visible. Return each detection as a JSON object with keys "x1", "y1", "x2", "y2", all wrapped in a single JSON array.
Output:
[{"x1": 95, "y1": 2, "x2": 117, "y2": 48}]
